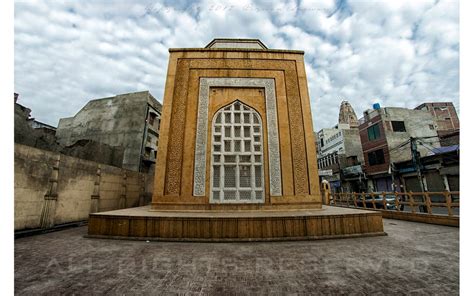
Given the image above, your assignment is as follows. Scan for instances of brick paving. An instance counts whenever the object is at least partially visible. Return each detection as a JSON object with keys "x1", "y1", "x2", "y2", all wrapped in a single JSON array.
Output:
[{"x1": 15, "y1": 219, "x2": 459, "y2": 295}]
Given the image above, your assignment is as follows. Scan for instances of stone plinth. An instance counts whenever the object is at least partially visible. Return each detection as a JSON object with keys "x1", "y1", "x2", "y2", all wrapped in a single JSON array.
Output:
[{"x1": 87, "y1": 206, "x2": 385, "y2": 241}]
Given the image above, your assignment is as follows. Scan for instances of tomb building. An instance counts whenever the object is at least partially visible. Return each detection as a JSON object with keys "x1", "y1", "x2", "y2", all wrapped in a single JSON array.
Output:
[
  {"x1": 152, "y1": 38, "x2": 321, "y2": 210},
  {"x1": 88, "y1": 39, "x2": 384, "y2": 241}
]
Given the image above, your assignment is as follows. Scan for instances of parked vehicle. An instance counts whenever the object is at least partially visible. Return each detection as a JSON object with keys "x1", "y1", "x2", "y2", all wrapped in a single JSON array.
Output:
[{"x1": 356, "y1": 194, "x2": 397, "y2": 210}]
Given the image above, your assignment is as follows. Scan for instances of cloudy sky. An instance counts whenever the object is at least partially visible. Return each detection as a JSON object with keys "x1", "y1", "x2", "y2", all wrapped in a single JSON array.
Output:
[{"x1": 14, "y1": 0, "x2": 459, "y2": 131}]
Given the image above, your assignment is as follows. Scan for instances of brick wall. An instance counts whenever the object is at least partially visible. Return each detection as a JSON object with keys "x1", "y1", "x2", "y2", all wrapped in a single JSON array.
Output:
[
  {"x1": 359, "y1": 115, "x2": 390, "y2": 175},
  {"x1": 416, "y1": 102, "x2": 460, "y2": 131}
]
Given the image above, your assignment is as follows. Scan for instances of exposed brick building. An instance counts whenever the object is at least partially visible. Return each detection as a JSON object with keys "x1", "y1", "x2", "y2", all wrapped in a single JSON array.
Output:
[
  {"x1": 415, "y1": 102, "x2": 459, "y2": 146},
  {"x1": 415, "y1": 102, "x2": 459, "y2": 131}
]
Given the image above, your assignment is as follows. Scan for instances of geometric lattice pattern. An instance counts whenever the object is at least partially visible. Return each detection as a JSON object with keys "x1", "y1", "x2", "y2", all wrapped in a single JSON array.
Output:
[{"x1": 210, "y1": 101, "x2": 264, "y2": 203}]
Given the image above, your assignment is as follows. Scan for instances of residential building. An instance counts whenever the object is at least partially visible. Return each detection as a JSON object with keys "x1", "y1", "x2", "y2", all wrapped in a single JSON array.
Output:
[
  {"x1": 393, "y1": 145, "x2": 459, "y2": 193},
  {"x1": 415, "y1": 102, "x2": 459, "y2": 146},
  {"x1": 359, "y1": 104, "x2": 440, "y2": 192},
  {"x1": 56, "y1": 91, "x2": 162, "y2": 172},
  {"x1": 14, "y1": 93, "x2": 125, "y2": 167},
  {"x1": 393, "y1": 145, "x2": 459, "y2": 214},
  {"x1": 317, "y1": 101, "x2": 364, "y2": 193},
  {"x1": 414, "y1": 102, "x2": 459, "y2": 132},
  {"x1": 14, "y1": 93, "x2": 60, "y2": 151}
]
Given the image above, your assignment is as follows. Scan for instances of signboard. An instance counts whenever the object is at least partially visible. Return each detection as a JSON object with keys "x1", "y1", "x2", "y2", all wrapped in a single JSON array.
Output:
[
  {"x1": 342, "y1": 165, "x2": 363, "y2": 176},
  {"x1": 319, "y1": 169, "x2": 333, "y2": 176}
]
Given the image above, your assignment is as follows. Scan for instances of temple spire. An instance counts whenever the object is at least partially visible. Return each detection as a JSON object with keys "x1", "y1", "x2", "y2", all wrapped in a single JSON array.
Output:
[{"x1": 338, "y1": 100, "x2": 358, "y2": 128}]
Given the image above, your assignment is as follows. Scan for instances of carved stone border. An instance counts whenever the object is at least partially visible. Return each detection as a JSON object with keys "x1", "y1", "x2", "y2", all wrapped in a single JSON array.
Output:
[{"x1": 193, "y1": 78, "x2": 282, "y2": 197}]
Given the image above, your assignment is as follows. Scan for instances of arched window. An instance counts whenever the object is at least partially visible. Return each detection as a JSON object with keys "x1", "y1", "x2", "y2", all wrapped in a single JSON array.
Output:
[{"x1": 210, "y1": 101, "x2": 264, "y2": 203}]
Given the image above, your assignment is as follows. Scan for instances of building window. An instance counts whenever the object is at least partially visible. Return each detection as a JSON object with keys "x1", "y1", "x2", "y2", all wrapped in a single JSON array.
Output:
[
  {"x1": 367, "y1": 123, "x2": 381, "y2": 141},
  {"x1": 148, "y1": 113, "x2": 156, "y2": 126},
  {"x1": 429, "y1": 124, "x2": 435, "y2": 130},
  {"x1": 368, "y1": 149, "x2": 385, "y2": 166},
  {"x1": 391, "y1": 121, "x2": 406, "y2": 132},
  {"x1": 210, "y1": 101, "x2": 264, "y2": 203},
  {"x1": 320, "y1": 138, "x2": 324, "y2": 148},
  {"x1": 347, "y1": 155, "x2": 358, "y2": 166}
]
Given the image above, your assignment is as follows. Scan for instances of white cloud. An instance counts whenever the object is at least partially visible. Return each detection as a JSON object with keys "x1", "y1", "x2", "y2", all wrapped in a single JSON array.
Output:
[{"x1": 14, "y1": 0, "x2": 459, "y2": 131}]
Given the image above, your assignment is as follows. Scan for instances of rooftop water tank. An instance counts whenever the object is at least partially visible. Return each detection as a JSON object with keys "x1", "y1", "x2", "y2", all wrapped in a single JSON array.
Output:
[{"x1": 373, "y1": 103, "x2": 381, "y2": 110}]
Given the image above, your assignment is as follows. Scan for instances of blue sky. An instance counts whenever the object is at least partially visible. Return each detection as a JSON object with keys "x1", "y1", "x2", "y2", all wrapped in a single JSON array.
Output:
[{"x1": 14, "y1": 0, "x2": 459, "y2": 131}]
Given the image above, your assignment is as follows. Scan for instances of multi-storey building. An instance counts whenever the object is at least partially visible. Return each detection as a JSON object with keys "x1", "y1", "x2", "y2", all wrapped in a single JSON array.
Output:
[
  {"x1": 317, "y1": 101, "x2": 364, "y2": 192},
  {"x1": 359, "y1": 105, "x2": 440, "y2": 192},
  {"x1": 414, "y1": 102, "x2": 459, "y2": 146},
  {"x1": 414, "y1": 102, "x2": 459, "y2": 132},
  {"x1": 56, "y1": 91, "x2": 162, "y2": 172}
]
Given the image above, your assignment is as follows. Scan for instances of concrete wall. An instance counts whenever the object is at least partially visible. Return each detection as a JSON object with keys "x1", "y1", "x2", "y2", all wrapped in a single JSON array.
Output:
[
  {"x1": 14, "y1": 102, "x2": 62, "y2": 152},
  {"x1": 317, "y1": 127, "x2": 363, "y2": 166},
  {"x1": 342, "y1": 128, "x2": 364, "y2": 162},
  {"x1": 56, "y1": 91, "x2": 160, "y2": 171},
  {"x1": 383, "y1": 107, "x2": 440, "y2": 163},
  {"x1": 360, "y1": 108, "x2": 440, "y2": 175},
  {"x1": 317, "y1": 128, "x2": 341, "y2": 157},
  {"x1": 14, "y1": 144, "x2": 150, "y2": 231},
  {"x1": 15, "y1": 144, "x2": 56, "y2": 230},
  {"x1": 60, "y1": 139, "x2": 124, "y2": 168},
  {"x1": 15, "y1": 101, "x2": 126, "y2": 168}
]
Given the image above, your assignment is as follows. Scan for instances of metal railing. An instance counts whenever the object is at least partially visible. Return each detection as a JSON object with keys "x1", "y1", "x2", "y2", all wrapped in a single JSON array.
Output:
[{"x1": 331, "y1": 191, "x2": 460, "y2": 217}]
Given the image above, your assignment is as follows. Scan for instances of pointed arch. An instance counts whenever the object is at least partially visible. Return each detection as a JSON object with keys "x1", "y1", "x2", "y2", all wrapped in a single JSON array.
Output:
[{"x1": 210, "y1": 100, "x2": 265, "y2": 203}]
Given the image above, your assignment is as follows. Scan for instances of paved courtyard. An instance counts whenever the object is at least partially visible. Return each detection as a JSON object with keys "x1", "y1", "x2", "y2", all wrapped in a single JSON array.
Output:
[{"x1": 15, "y1": 219, "x2": 459, "y2": 295}]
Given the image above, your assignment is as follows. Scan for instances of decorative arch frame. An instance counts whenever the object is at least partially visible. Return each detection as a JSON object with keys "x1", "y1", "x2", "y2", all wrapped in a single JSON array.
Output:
[{"x1": 193, "y1": 78, "x2": 282, "y2": 197}]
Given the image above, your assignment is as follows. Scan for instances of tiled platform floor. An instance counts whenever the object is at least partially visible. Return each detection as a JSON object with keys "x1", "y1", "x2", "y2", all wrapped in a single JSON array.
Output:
[
  {"x1": 15, "y1": 219, "x2": 458, "y2": 295},
  {"x1": 90, "y1": 205, "x2": 377, "y2": 217}
]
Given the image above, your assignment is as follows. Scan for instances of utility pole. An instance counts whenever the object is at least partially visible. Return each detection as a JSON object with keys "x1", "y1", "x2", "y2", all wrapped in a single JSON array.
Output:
[
  {"x1": 410, "y1": 137, "x2": 427, "y2": 212},
  {"x1": 389, "y1": 162, "x2": 395, "y2": 191}
]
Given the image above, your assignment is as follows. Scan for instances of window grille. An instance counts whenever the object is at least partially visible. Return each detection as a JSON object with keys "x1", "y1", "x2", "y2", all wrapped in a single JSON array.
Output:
[{"x1": 210, "y1": 101, "x2": 265, "y2": 203}]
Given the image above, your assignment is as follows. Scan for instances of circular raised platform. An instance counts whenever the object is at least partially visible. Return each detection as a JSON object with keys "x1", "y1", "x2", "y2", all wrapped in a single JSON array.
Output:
[{"x1": 87, "y1": 206, "x2": 385, "y2": 242}]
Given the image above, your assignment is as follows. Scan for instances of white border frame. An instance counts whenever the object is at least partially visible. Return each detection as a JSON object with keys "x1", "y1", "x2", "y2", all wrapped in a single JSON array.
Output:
[{"x1": 193, "y1": 78, "x2": 282, "y2": 197}]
